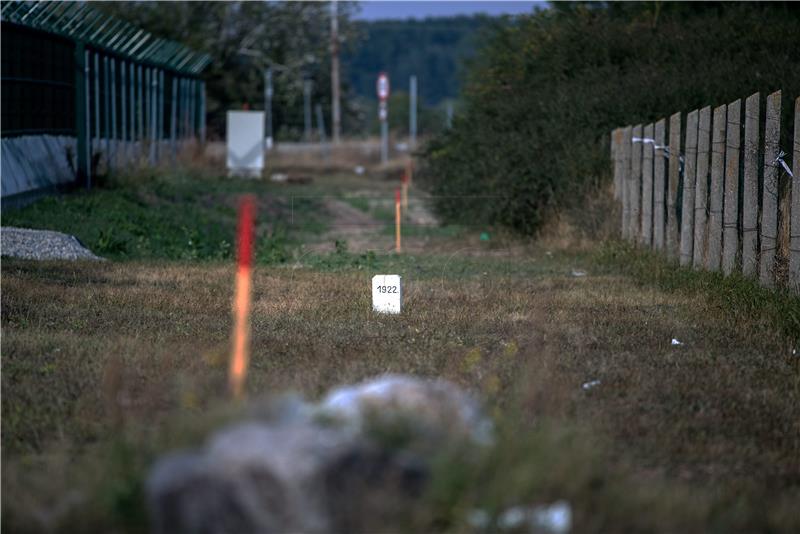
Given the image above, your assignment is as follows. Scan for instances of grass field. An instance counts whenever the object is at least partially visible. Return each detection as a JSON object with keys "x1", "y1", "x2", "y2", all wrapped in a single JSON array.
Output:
[{"x1": 2, "y1": 164, "x2": 799, "y2": 532}]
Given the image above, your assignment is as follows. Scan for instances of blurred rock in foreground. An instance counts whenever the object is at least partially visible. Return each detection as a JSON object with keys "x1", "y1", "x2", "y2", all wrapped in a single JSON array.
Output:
[{"x1": 147, "y1": 374, "x2": 492, "y2": 533}]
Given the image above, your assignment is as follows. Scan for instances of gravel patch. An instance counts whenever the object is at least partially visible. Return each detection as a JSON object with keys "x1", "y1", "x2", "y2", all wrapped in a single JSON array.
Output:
[{"x1": 1, "y1": 227, "x2": 104, "y2": 261}]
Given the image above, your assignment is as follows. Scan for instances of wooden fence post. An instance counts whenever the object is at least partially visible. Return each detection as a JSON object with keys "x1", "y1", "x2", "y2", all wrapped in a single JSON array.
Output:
[
  {"x1": 641, "y1": 123, "x2": 655, "y2": 246},
  {"x1": 667, "y1": 112, "x2": 682, "y2": 259},
  {"x1": 680, "y1": 110, "x2": 699, "y2": 266},
  {"x1": 693, "y1": 106, "x2": 711, "y2": 269},
  {"x1": 742, "y1": 92, "x2": 760, "y2": 278},
  {"x1": 622, "y1": 125, "x2": 632, "y2": 239},
  {"x1": 706, "y1": 104, "x2": 727, "y2": 272},
  {"x1": 790, "y1": 97, "x2": 800, "y2": 291},
  {"x1": 722, "y1": 99, "x2": 742, "y2": 276},
  {"x1": 760, "y1": 91, "x2": 781, "y2": 287},
  {"x1": 653, "y1": 119, "x2": 667, "y2": 250},
  {"x1": 630, "y1": 124, "x2": 643, "y2": 241}
]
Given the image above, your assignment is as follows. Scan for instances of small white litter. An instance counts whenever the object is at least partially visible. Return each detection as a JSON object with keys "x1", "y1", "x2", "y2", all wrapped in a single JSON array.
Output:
[
  {"x1": 531, "y1": 501, "x2": 572, "y2": 534},
  {"x1": 571, "y1": 269, "x2": 587, "y2": 277},
  {"x1": 495, "y1": 501, "x2": 572, "y2": 533},
  {"x1": 671, "y1": 338, "x2": 683, "y2": 346},
  {"x1": 466, "y1": 509, "x2": 490, "y2": 529},
  {"x1": 354, "y1": 165, "x2": 365, "y2": 175},
  {"x1": 581, "y1": 380, "x2": 601, "y2": 390},
  {"x1": 270, "y1": 173, "x2": 289, "y2": 182},
  {"x1": 498, "y1": 506, "x2": 525, "y2": 529}
]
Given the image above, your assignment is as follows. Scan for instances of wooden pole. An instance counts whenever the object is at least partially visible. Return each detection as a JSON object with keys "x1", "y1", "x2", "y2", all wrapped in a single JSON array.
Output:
[
  {"x1": 653, "y1": 119, "x2": 667, "y2": 250},
  {"x1": 722, "y1": 99, "x2": 741, "y2": 276},
  {"x1": 742, "y1": 92, "x2": 760, "y2": 278},
  {"x1": 641, "y1": 123, "x2": 654, "y2": 246},
  {"x1": 693, "y1": 106, "x2": 711, "y2": 269},
  {"x1": 760, "y1": 91, "x2": 781, "y2": 287},
  {"x1": 621, "y1": 126, "x2": 632, "y2": 239},
  {"x1": 395, "y1": 188, "x2": 402, "y2": 253},
  {"x1": 790, "y1": 97, "x2": 800, "y2": 291},
  {"x1": 706, "y1": 104, "x2": 727, "y2": 271},
  {"x1": 680, "y1": 110, "x2": 699, "y2": 266},
  {"x1": 667, "y1": 112, "x2": 681, "y2": 259},
  {"x1": 629, "y1": 124, "x2": 643, "y2": 241}
]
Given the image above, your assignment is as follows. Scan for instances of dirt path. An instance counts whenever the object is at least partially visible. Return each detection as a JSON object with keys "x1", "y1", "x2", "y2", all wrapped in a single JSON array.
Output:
[{"x1": 305, "y1": 198, "x2": 387, "y2": 253}]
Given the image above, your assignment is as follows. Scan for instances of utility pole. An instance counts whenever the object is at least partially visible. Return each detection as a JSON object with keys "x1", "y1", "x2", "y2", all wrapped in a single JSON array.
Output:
[
  {"x1": 377, "y1": 72, "x2": 390, "y2": 165},
  {"x1": 330, "y1": 0, "x2": 341, "y2": 144},
  {"x1": 303, "y1": 78, "x2": 312, "y2": 142},
  {"x1": 264, "y1": 68, "x2": 273, "y2": 149},
  {"x1": 409, "y1": 75, "x2": 417, "y2": 149},
  {"x1": 446, "y1": 101, "x2": 454, "y2": 129},
  {"x1": 316, "y1": 103, "x2": 327, "y2": 144}
]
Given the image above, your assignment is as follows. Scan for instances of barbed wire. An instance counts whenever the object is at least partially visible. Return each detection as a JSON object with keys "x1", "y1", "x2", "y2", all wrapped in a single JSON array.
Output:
[{"x1": 625, "y1": 135, "x2": 796, "y2": 180}]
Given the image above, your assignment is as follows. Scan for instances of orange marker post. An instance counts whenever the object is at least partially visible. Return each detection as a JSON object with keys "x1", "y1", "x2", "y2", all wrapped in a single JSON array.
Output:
[
  {"x1": 395, "y1": 188, "x2": 402, "y2": 253},
  {"x1": 229, "y1": 195, "x2": 256, "y2": 399}
]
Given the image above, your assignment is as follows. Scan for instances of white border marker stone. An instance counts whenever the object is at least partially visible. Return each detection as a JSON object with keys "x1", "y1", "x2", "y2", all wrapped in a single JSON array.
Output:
[{"x1": 372, "y1": 275, "x2": 402, "y2": 314}]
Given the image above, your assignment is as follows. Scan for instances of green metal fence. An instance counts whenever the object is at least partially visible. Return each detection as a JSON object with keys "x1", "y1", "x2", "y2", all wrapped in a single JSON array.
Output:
[{"x1": 1, "y1": 1, "x2": 211, "y2": 195}]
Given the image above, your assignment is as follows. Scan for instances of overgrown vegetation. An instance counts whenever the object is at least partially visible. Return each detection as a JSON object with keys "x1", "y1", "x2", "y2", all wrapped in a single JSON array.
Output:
[
  {"x1": 3, "y1": 242, "x2": 798, "y2": 531},
  {"x1": 0, "y1": 170, "x2": 312, "y2": 263},
  {"x1": 596, "y1": 240, "x2": 800, "y2": 342},
  {"x1": 421, "y1": 3, "x2": 800, "y2": 235},
  {"x1": 3, "y1": 167, "x2": 799, "y2": 531}
]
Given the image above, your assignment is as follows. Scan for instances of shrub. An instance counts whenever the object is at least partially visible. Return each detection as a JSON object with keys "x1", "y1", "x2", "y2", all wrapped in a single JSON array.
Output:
[{"x1": 421, "y1": 3, "x2": 800, "y2": 235}]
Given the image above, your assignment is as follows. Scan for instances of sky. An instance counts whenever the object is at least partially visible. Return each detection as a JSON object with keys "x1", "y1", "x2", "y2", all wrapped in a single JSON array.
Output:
[{"x1": 354, "y1": 1, "x2": 544, "y2": 21}]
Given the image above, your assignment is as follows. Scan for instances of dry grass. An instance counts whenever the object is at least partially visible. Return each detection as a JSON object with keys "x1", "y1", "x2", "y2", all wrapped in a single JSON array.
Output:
[{"x1": 2, "y1": 241, "x2": 799, "y2": 531}]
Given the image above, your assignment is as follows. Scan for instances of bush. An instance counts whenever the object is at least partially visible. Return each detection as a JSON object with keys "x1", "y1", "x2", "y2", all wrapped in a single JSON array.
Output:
[{"x1": 420, "y1": 3, "x2": 800, "y2": 235}]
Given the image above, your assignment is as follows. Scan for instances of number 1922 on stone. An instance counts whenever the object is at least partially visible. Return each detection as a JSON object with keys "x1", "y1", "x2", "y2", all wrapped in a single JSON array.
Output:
[{"x1": 372, "y1": 275, "x2": 402, "y2": 314}]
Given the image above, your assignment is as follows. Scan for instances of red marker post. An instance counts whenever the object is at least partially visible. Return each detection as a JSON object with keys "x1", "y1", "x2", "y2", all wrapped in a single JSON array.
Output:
[
  {"x1": 229, "y1": 195, "x2": 256, "y2": 399},
  {"x1": 395, "y1": 188, "x2": 402, "y2": 253}
]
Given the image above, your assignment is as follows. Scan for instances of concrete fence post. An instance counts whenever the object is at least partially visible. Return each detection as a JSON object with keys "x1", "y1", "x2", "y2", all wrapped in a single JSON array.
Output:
[
  {"x1": 790, "y1": 97, "x2": 800, "y2": 291},
  {"x1": 680, "y1": 110, "x2": 699, "y2": 266},
  {"x1": 612, "y1": 128, "x2": 621, "y2": 200},
  {"x1": 722, "y1": 99, "x2": 742, "y2": 276},
  {"x1": 667, "y1": 112, "x2": 682, "y2": 259},
  {"x1": 653, "y1": 119, "x2": 667, "y2": 251},
  {"x1": 621, "y1": 125, "x2": 632, "y2": 239},
  {"x1": 693, "y1": 106, "x2": 711, "y2": 269},
  {"x1": 760, "y1": 91, "x2": 781, "y2": 287},
  {"x1": 629, "y1": 124, "x2": 643, "y2": 241},
  {"x1": 706, "y1": 104, "x2": 727, "y2": 271},
  {"x1": 641, "y1": 123, "x2": 654, "y2": 246},
  {"x1": 742, "y1": 92, "x2": 760, "y2": 278}
]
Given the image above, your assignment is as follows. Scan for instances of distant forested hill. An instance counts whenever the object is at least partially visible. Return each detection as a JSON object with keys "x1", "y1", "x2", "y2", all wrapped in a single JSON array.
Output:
[{"x1": 345, "y1": 16, "x2": 497, "y2": 105}]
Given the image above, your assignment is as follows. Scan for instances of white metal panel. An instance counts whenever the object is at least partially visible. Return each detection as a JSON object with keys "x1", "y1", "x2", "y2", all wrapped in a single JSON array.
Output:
[{"x1": 227, "y1": 111, "x2": 265, "y2": 177}]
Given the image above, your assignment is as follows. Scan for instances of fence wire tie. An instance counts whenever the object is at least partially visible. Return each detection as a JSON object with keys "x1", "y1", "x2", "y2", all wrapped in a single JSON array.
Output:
[
  {"x1": 632, "y1": 137, "x2": 656, "y2": 145},
  {"x1": 773, "y1": 150, "x2": 794, "y2": 178}
]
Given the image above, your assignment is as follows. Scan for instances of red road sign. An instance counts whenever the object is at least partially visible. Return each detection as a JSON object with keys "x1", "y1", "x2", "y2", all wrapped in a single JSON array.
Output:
[{"x1": 377, "y1": 72, "x2": 390, "y2": 101}]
